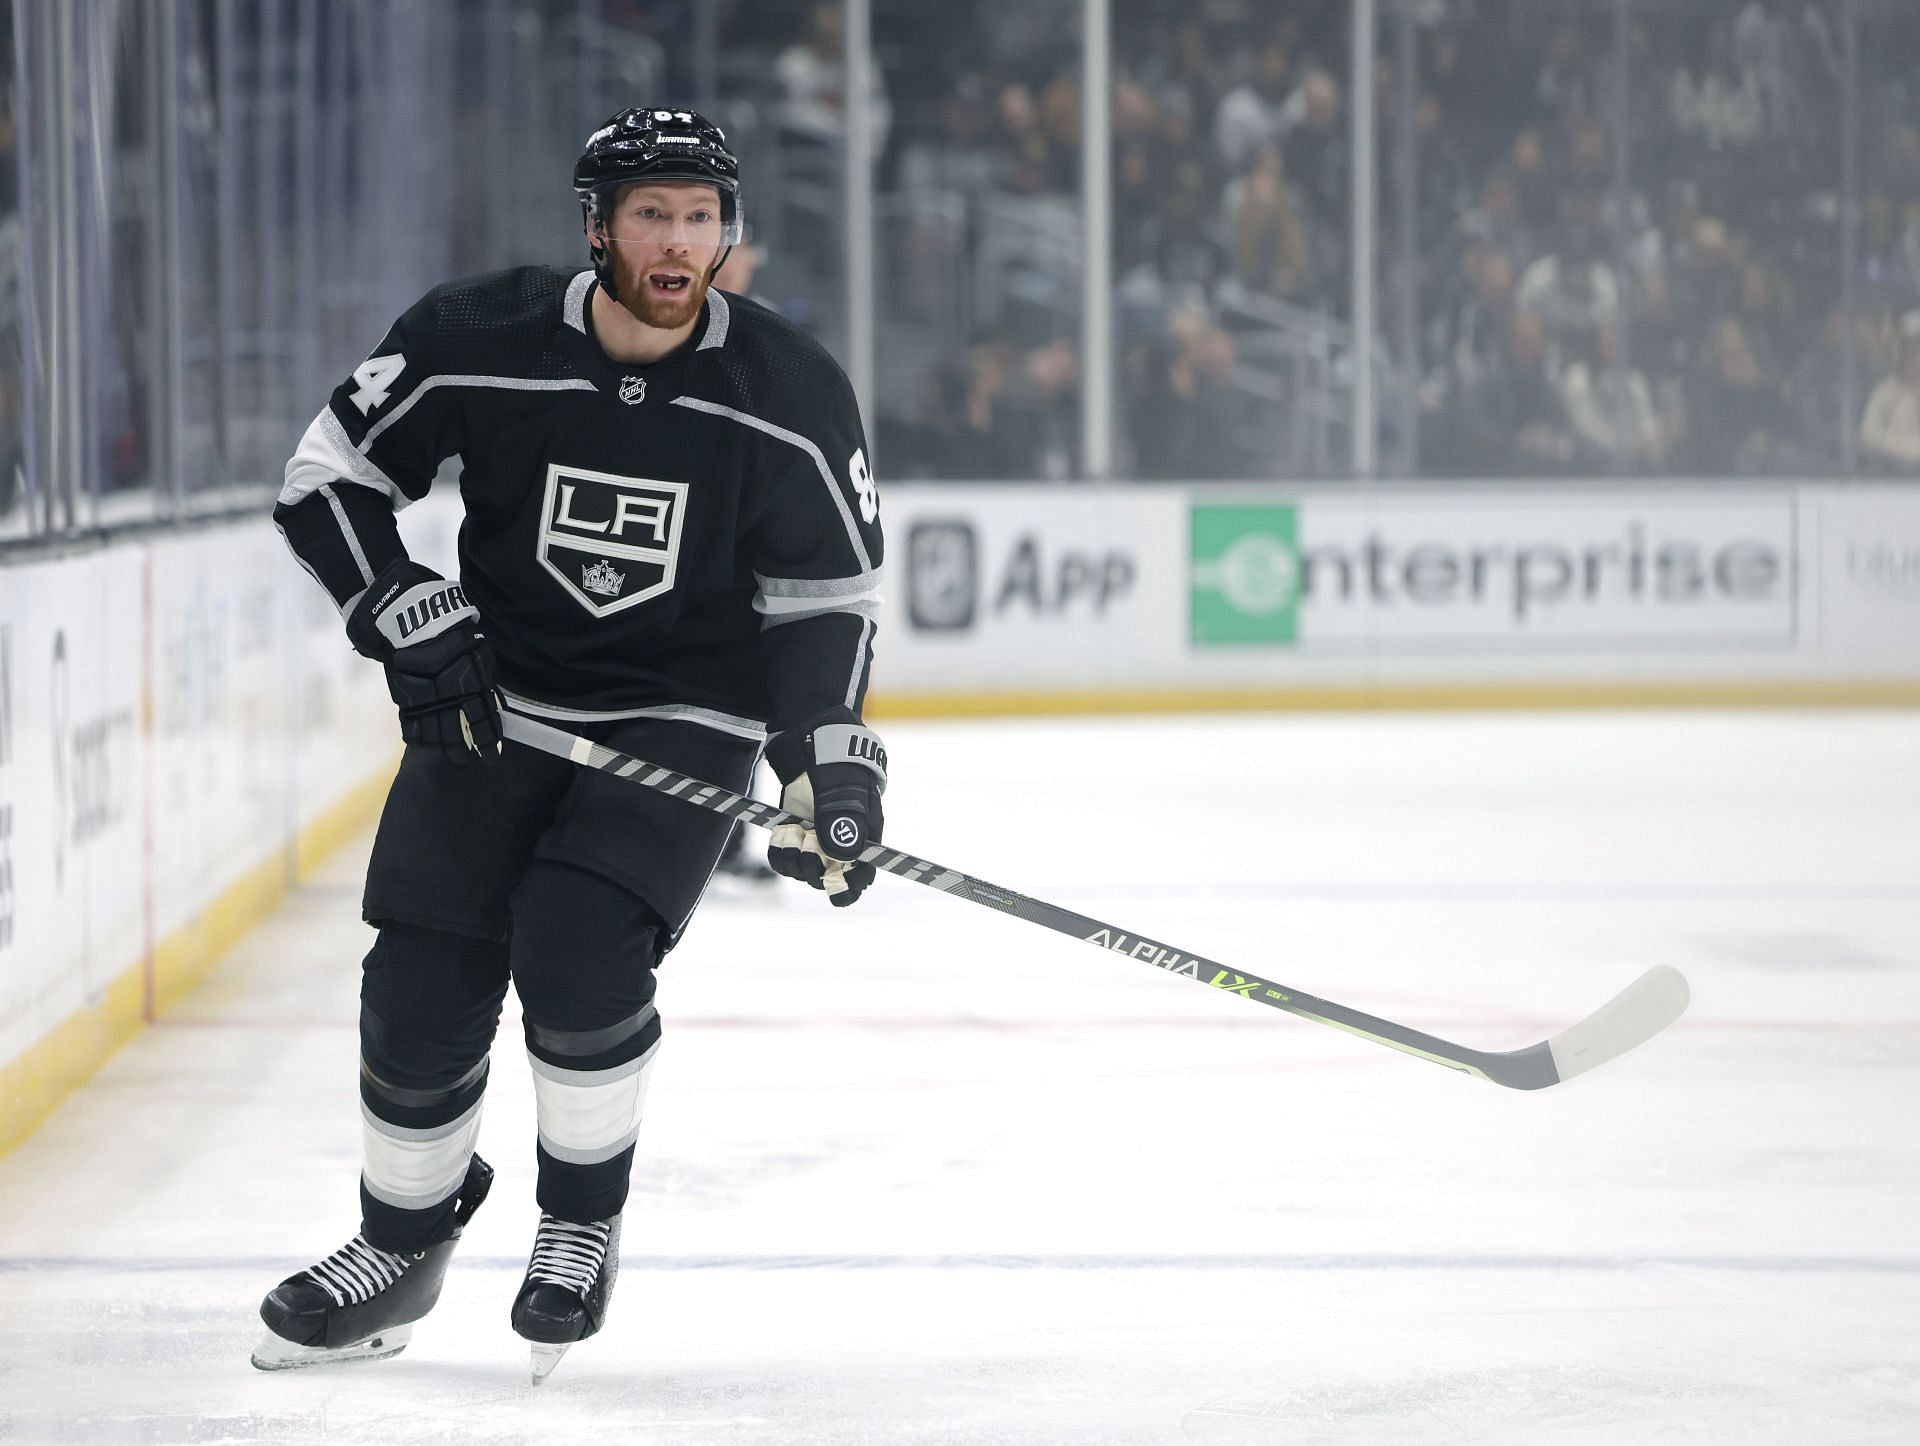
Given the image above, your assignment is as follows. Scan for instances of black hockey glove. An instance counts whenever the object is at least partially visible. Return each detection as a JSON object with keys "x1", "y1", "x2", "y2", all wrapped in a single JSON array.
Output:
[
  {"x1": 765, "y1": 708, "x2": 886, "y2": 907},
  {"x1": 345, "y1": 559, "x2": 504, "y2": 765}
]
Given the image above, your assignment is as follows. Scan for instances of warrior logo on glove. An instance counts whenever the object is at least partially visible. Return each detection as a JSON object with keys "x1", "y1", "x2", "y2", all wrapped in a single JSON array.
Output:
[
  {"x1": 346, "y1": 559, "x2": 505, "y2": 765},
  {"x1": 766, "y1": 710, "x2": 887, "y2": 907}
]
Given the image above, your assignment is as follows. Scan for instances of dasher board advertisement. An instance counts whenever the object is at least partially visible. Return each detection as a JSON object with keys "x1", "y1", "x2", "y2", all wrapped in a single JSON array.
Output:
[
  {"x1": 1189, "y1": 493, "x2": 1799, "y2": 651},
  {"x1": 876, "y1": 484, "x2": 1820, "y2": 701}
]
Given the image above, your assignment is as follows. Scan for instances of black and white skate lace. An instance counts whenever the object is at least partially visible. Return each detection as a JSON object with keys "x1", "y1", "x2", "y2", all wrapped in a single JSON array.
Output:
[
  {"x1": 524, "y1": 1216, "x2": 612, "y2": 1295},
  {"x1": 299, "y1": 1235, "x2": 418, "y2": 1307}
]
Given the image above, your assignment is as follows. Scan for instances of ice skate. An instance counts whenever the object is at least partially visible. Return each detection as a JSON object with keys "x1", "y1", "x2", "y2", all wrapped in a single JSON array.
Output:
[
  {"x1": 251, "y1": 1154, "x2": 493, "y2": 1371},
  {"x1": 510, "y1": 1213, "x2": 621, "y2": 1384}
]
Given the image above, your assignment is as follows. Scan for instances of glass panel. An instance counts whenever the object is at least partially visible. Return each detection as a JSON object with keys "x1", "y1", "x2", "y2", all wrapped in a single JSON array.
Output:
[
  {"x1": 1113, "y1": 1, "x2": 1353, "y2": 479},
  {"x1": 0, "y1": 0, "x2": 31, "y2": 537},
  {"x1": 174, "y1": 0, "x2": 229, "y2": 489},
  {"x1": 1408, "y1": 0, "x2": 1853, "y2": 480},
  {"x1": 1852, "y1": 0, "x2": 1920, "y2": 477},
  {"x1": 1407, "y1": 0, "x2": 1619, "y2": 478},
  {"x1": 874, "y1": 0, "x2": 1083, "y2": 479},
  {"x1": 1633, "y1": 0, "x2": 1846, "y2": 478},
  {"x1": 77, "y1": 0, "x2": 164, "y2": 519},
  {"x1": 711, "y1": 1, "x2": 855, "y2": 372}
]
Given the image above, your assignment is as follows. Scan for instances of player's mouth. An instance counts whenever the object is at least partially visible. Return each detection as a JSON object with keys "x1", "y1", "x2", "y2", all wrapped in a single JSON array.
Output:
[{"x1": 648, "y1": 272, "x2": 693, "y2": 294}]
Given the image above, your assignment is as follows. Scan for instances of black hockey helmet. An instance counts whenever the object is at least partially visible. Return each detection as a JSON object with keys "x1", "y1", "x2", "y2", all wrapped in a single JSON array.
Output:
[{"x1": 575, "y1": 107, "x2": 743, "y2": 293}]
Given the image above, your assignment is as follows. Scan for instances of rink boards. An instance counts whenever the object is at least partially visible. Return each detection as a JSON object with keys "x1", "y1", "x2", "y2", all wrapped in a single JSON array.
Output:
[
  {"x1": 0, "y1": 504, "x2": 460, "y2": 1152},
  {"x1": 875, "y1": 481, "x2": 1920, "y2": 712},
  {"x1": 3, "y1": 479, "x2": 1919, "y2": 1151}
]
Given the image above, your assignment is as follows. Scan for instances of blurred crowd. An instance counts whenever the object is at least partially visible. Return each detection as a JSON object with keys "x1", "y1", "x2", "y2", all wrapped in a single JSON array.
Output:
[
  {"x1": 734, "y1": 0, "x2": 1920, "y2": 480},
  {"x1": 1405, "y1": 0, "x2": 1920, "y2": 478},
  {"x1": 8, "y1": 0, "x2": 1920, "y2": 534}
]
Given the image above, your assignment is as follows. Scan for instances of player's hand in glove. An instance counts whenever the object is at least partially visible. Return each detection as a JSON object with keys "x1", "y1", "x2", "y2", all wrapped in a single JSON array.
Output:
[
  {"x1": 346, "y1": 559, "x2": 504, "y2": 764},
  {"x1": 765, "y1": 708, "x2": 886, "y2": 907}
]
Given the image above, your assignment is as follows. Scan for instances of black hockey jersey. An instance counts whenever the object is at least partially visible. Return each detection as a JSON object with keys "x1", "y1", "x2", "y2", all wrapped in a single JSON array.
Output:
[{"x1": 274, "y1": 267, "x2": 881, "y2": 743}]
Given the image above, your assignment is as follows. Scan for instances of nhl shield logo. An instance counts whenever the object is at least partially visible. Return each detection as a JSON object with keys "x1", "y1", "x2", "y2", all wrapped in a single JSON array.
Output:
[
  {"x1": 618, "y1": 375, "x2": 646, "y2": 405},
  {"x1": 537, "y1": 464, "x2": 689, "y2": 617}
]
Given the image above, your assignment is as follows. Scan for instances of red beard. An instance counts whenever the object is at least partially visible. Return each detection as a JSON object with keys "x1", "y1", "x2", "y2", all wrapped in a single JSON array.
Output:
[{"x1": 610, "y1": 253, "x2": 713, "y2": 330}]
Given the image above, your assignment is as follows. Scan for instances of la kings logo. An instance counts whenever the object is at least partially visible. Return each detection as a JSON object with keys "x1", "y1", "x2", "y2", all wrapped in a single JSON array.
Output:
[{"x1": 538, "y1": 464, "x2": 689, "y2": 617}]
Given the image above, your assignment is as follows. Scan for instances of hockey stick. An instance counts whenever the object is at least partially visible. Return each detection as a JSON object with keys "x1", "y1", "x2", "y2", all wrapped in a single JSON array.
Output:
[{"x1": 502, "y1": 712, "x2": 1688, "y2": 1090}]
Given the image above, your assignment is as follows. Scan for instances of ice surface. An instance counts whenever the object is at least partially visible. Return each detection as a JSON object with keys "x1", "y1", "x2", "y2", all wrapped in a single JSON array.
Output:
[{"x1": 3, "y1": 711, "x2": 1917, "y2": 1444}]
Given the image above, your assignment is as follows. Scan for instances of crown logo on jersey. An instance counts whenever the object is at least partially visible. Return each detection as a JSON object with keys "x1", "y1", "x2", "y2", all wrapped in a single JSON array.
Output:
[
  {"x1": 619, "y1": 375, "x2": 646, "y2": 405},
  {"x1": 582, "y1": 559, "x2": 627, "y2": 597}
]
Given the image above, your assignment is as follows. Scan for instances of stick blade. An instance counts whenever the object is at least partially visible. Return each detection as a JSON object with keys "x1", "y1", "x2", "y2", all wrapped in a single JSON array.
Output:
[{"x1": 1543, "y1": 964, "x2": 1690, "y2": 1084}]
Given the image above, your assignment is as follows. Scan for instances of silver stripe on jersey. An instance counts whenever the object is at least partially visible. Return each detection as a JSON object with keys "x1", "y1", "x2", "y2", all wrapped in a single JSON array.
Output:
[
  {"x1": 759, "y1": 597, "x2": 881, "y2": 631},
  {"x1": 698, "y1": 288, "x2": 732, "y2": 350},
  {"x1": 755, "y1": 569, "x2": 881, "y2": 599},
  {"x1": 845, "y1": 615, "x2": 874, "y2": 711},
  {"x1": 321, "y1": 484, "x2": 377, "y2": 588},
  {"x1": 563, "y1": 269, "x2": 594, "y2": 333},
  {"x1": 501, "y1": 691, "x2": 768, "y2": 742},
  {"x1": 753, "y1": 570, "x2": 883, "y2": 630},
  {"x1": 666, "y1": 396, "x2": 875, "y2": 574},
  {"x1": 361, "y1": 375, "x2": 598, "y2": 451},
  {"x1": 281, "y1": 407, "x2": 407, "y2": 507}
]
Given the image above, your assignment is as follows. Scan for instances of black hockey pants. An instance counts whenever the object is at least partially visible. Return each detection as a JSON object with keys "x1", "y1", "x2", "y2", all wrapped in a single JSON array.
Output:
[{"x1": 353, "y1": 712, "x2": 757, "y2": 1252}]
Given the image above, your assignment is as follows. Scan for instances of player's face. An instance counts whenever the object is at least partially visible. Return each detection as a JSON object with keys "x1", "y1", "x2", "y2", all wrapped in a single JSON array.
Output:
[{"x1": 597, "y1": 182, "x2": 726, "y2": 330}]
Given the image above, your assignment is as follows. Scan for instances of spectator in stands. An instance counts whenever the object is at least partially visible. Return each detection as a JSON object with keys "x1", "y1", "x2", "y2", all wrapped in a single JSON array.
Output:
[
  {"x1": 1427, "y1": 245, "x2": 1515, "y2": 406},
  {"x1": 914, "y1": 337, "x2": 1079, "y2": 480},
  {"x1": 1666, "y1": 215, "x2": 1747, "y2": 346},
  {"x1": 1859, "y1": 313, "x2": 1920, "y2": 472},
  {"x1": 1534, "y1": 21, "x2": 1607, "y2": 129},
  {"x1": 1506, "y1": 129, "x2": 1561, "y2": 236},
  {"x1": 1226, "y1": 146, "x2": 1310, "y2": 301},
  {"x1": 776, "y1": 2, "x2": 891, "y2": 152},
  {"x1": 995, "y1": 82, "x2": 1061, "y2": 197},
  {"x1": 1505, "y1": 309, "x2": 1582, "y2": 474},
  {"x1": 898, "y1": 73, "x2": 999, "y2": 197},
  {"x1": 1455, "y1": 171, "x2": 1535, "y2": 273},
  {"x1": 1411, "y1": 93, "x2": 1474, "y2": 254},
  {"x1": 1860, "y1": 124, "x2": 1920, "y2": 296},
  {"x1": 1733, "y1": 0, "x2": 1841, "y2": 142},
  {"x1": 1131, "y1": 307, "x2": 1242, "y2": 479},
  {"x1": 1670, "y1": 20, "x2": 1763, "y2": 156},
  {"x1": 713, "y1": 239, "x2": 769, "y2": 307},
  {"x1": 1281, "y1": 69, "x2": 1346, "y2": 228},
  {"x1": 1689, "y1": 317, "x2": 1793, "y2": 472},
  {"x1": 1213, "y1": 41, "x2": 1293, "y2": 176},
  {"x1": 1432, "y1": 306, "x2": 1576, "y2": 477},
  {"x1": 1558, "y1": 324, "x2": 1671, "y2": 470},
  {"x1": 1516, "y1": 199, "x2": 1620, "y2": 362}
]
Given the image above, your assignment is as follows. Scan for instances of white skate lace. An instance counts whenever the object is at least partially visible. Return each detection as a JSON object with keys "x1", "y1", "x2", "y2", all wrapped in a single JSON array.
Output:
[
  {"x1": 302, "y1": 1234, "x2": 414, "y2": 1308},
  {"x1": 525, "y1": 1216, "x2": 612, "y2": 1296}
]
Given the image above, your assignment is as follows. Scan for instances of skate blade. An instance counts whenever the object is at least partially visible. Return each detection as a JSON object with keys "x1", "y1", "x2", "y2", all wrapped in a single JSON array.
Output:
[
  {"x1": 529, "y1": 1342, "x2": 571, "y2": 1385},
  {"x1": 250, "y1": 1323, "x2": 412, "y2": 1371}
]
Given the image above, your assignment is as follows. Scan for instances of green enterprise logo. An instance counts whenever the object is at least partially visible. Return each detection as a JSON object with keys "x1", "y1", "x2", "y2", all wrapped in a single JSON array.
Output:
[{"x1": 1190, "y1": 504, "x2": 1302, "y2": 645}]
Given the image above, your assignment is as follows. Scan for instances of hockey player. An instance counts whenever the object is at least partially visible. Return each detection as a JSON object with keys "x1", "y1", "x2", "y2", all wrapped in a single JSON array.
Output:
[{"x1": 255, "y1": 108, "x2": 886, "y2": 1383}]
